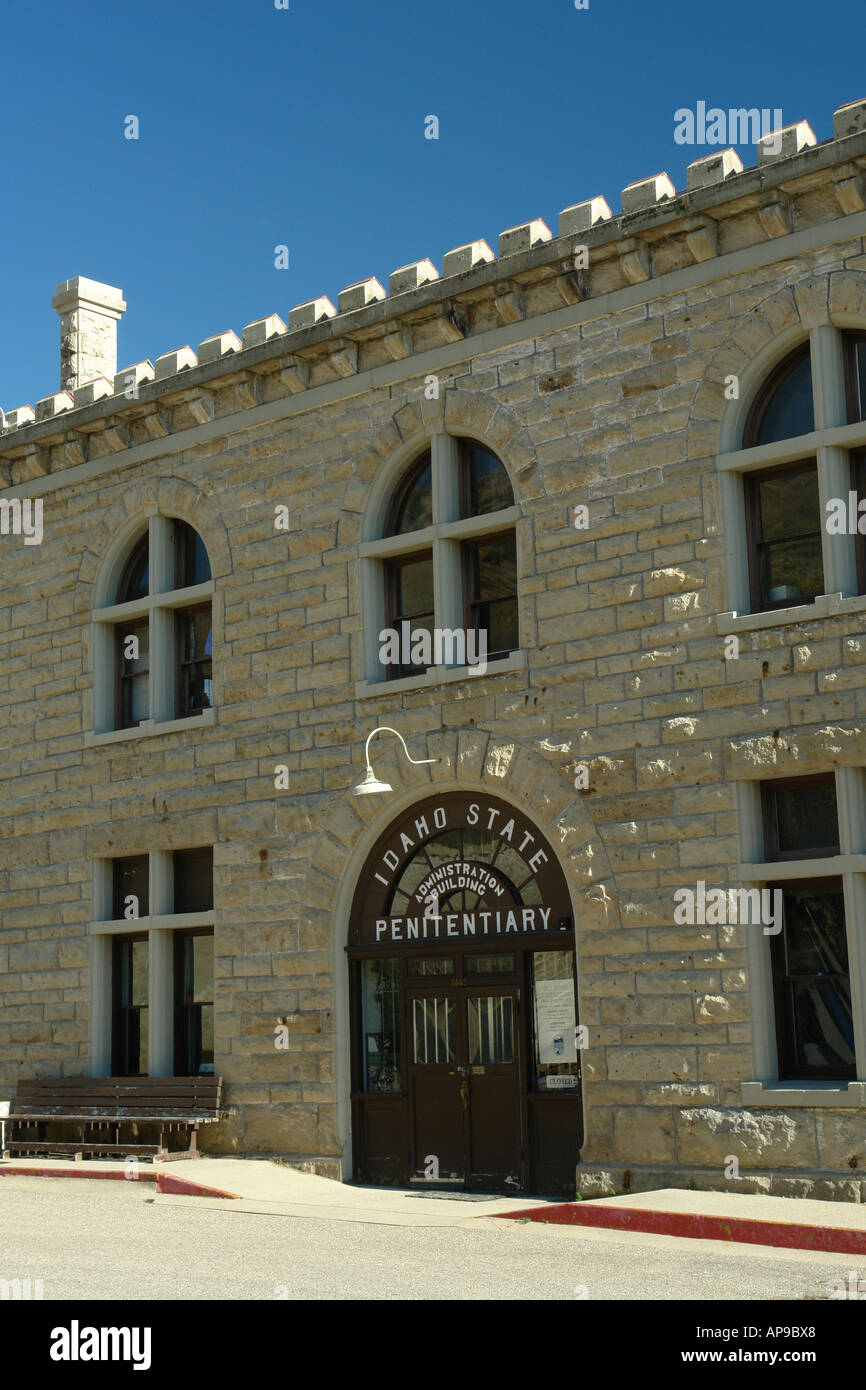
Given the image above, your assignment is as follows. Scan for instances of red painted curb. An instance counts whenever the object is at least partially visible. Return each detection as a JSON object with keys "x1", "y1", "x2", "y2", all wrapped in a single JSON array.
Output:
[
  {"x1": 156, "y1": 1173, "x2": 238, "y2": 1199},
  {"x1": 0, "y1": 1166, "x2": 156, "y2": 1183},
  {"x1": 493, "y1": 1201, "x2": 866, "y2": 1255}
]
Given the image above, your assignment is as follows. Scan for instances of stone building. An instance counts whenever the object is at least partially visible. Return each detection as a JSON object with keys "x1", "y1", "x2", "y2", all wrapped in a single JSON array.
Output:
[{"x1": 2, "y1": 98, "x2": 866, "y2": 1198}]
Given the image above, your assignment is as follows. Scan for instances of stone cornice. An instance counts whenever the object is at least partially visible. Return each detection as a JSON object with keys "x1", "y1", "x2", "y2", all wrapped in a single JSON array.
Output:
[{"x1": 2, "y1": 110, "x2": 866, "y2": 486}]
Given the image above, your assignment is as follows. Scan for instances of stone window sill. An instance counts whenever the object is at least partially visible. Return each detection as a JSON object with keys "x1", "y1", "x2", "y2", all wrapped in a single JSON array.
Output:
[
  {"x1": 89, "y1": 911, "x2": 215, "y2": 936},
  {"x1": 718, "y1": 592, "x2": 866, "y2": 633},
  {"x1": 356, "y1": 649, "x2": 527, "y2": 699},
  {"x1": 85, "y1": 709, "x2": 216, "y2": 746},
  {"x1": 742, "y1": 1080, "x2": 866, "y2": 1107}
]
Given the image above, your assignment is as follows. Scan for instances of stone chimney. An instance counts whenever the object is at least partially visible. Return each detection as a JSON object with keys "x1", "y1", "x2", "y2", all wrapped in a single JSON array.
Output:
[{"x1": 51, "y1": 277, "x2": 127, "y2": 392}]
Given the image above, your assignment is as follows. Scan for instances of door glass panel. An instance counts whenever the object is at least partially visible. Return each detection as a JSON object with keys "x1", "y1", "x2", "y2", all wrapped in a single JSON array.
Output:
[
  {"x1": 467, "y1": 995, "x2": 513, "y2": 1065},
  {"x1": 412, "y1": 997, "x2": 455, "y2": 1064},
  {"x1": 406, "y1": 958, "x2": 455, "y2": 976},
  {"x1": 531, "y1": 951, "x2": 579, "y2": 1090},
  {"x1": 361, "y1": 959, "x2": 401, "y2": 1092},
  {"x1": 465, "y1": 955, "x2": 515, "y2": 973}
]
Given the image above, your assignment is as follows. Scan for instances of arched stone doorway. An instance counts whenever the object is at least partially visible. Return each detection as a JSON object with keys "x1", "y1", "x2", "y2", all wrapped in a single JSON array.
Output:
[{"x1": 347, "y1": 791, "x2": 582, "y2": 1195}]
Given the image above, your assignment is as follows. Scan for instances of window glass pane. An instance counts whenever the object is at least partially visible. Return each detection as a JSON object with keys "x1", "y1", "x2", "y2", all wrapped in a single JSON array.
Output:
[
  {"x1": 783, "y1": 889, "x2": 849, "y2": 976},
  {"x1": 391, "y1": 460, "x2": 433, "y2": 535},
  {"x1": 131, "y1": 939, "x2": 149, "y2": 1007},
  {"x1": 181, "y1": 608, "x2": 213, "y2": 662},
  {"x1": 362, "y1": 960, "x2": 401, "y2": 1092},
  {"x1": 114, "y1": 935, "x2": 148, "y2": 1076},
  {"x1": 467, "y1": 995, "x2": 513, "y2": 1064},
  {"x1": 395, "y1": 557, "x2": 434, "y2": 616},
  {"x1": 764, "y1": 538, "x2": 824, "y2": 605},
  {"x1": 470, "y1": 536, "x2": 517, "y2": 599},
  {"x1": 190, "y1": 934, "x2": 214, "y2": 1003},
  {"x1": 464, "y1": 445, "x2": 513, "y2": 516},
  {"x1": 532, "y1": 951, "x2": 579, "y2": 1089},
  {"x1": 406, "y1": 958, "x2": 455, "y2": 976},
  {"x1": 465, "y1": 954, "x2": 515, "y2": 973},
  {"x1": 480, "y1": 598, "x2": 519, "y2": 657},
  {"x1": 177, "y1": 523, "x2": 212, "y2": 587},
  {"x1": 411, "y1": 996, "x2": 455, "y2": 1064},
  {"x1": 120, "y1": 622, "x2": 149, "y2": 672},
  {"x1": 753, "y1": 351, "x2": 814, "y2": 444},
  {"x1": 758, "y1": 467, "x2": 820, "y2": 542},
  {"x1": 773, "y1": 783, "x2": 839, "y2": 856},
  {"x1": 113, "y1": 857, "x2": 149, "y2": 918},
  {"x1": 198, "y1": 1005, "x2": 214, "y2": 1072},
  {"x1": 173, "y1": 847, "x2": 213, "y2": 913},
  {"x1": 118, "y1": 537, "x2": 149, "y2": 603},
  {"x1": 856, "y1": 341, "x2": 866, "y2": 423},
  {"x1": 788, "y1": 980, "x2": 854, "y2": 1075},
  {"x1": 774, "y1": 887, "x2": 854, "y2": 1078}
]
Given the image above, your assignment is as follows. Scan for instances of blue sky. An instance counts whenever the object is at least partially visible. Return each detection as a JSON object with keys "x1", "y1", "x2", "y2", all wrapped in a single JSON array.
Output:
[{"x1": 0, "y1": 0, "x2": 856, "y2": 410}]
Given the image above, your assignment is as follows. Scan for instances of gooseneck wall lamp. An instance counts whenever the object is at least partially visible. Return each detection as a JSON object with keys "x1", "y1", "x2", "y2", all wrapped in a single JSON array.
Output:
[{"x1": 351, "y1": 726, "x2": 438, "y2": 796}]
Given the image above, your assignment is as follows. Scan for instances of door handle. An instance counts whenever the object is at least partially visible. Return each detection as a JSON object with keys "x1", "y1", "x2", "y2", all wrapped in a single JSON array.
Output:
[{"x1": 459, "y1": 1078, "x2": 469, "y2": 1111}]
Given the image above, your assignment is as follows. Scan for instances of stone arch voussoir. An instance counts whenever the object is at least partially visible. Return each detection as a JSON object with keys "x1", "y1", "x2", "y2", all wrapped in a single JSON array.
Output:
[
  {"x1": 77, "y1": 473, "x2": 233, "y2": 591},
  {"x1": 685, "y1": 269, "x2": 865, "y2": 462},
  {"x1": 306, "y1": 732, "x2": 620, "y2": 949}
]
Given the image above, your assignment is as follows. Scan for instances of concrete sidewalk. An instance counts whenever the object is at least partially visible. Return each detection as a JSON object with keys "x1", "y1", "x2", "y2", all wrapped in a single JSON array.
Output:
[
  {"x1": 495, "y1": 1186, "x2": 866, "y2": 1254},
  {"x1": 6, "y1": 1158, "x2": 866, "y2": 1250},
  {"x1": 0, "y1": 1156, "x2": 553, "y2": 1227}
]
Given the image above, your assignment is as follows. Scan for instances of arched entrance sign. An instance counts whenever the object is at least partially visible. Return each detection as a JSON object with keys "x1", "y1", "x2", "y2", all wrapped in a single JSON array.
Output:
[{"x1": 347, "y1": 792, "x2": 582, "y2": 1195}]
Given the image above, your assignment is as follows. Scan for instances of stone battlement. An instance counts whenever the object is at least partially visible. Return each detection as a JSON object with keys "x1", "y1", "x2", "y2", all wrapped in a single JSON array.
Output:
[{"x1": 1, "y1": 97, "x2": 866, "y2": 486}]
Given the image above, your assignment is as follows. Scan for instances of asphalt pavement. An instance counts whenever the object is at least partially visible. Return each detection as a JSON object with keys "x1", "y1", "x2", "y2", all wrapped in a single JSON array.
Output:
[{"x1": 1, "y1": 1177, "x2": 865, "y2": 1301}]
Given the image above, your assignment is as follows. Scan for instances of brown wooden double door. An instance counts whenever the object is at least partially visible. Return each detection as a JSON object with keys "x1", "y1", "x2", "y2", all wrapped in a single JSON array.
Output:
[{"x1": 407, "y1": 982, "x2": 523, "y2": 1190}]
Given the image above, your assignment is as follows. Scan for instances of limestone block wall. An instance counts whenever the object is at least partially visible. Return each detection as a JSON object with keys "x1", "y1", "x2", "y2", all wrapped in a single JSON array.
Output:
[{"x1": 2, "y1": 102, "x2": 866, "y2": 1194}]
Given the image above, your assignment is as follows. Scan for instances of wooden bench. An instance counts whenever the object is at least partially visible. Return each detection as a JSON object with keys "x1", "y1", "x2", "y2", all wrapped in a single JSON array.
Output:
[{"x1": 3, "y1": 1077, "x2": 223, "y2": 1161}]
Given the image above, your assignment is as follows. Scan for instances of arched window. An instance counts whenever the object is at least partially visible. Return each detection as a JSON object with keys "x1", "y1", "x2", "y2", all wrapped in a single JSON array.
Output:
[
  {"x1": 92, "y1": 516, "x2": 215, "y2": 737},
  {"x1": 364, "y1": 436, "x2": 519, "y2": 683},
  {"x1": 722, "y1": 326, "x2": 866, "y2": 619},
  {"x1": 744, "y1": 345, "x2": 814, "y2": 448}
]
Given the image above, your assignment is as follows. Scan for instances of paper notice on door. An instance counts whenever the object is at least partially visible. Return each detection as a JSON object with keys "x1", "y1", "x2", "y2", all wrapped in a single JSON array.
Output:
[{"x1": 535, "y1": 979, "x2": 577, "y2": 1063}]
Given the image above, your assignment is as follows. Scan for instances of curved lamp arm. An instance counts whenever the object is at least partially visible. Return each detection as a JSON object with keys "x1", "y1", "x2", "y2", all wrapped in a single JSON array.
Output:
[{"x1": 363, "y1": 725, "x2": 437, "y2": 775}]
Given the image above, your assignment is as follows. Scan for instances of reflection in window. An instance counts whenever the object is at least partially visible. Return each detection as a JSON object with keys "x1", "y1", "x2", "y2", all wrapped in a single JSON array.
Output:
[
  {"x1": 173, "y1": 846, "x2": 214, "y2": 913},
  {"x1": 118, "y1": 621, "x2": 150, "y2": 727},
  {"x1": 112, "y1": 856, "x2": 149, "y2": 920},
  {"x1": 467, "y1": 995, "x2": 513, "y2": 1064},
  {"x1": 385, "y1": 554, "x2": 434, "y2": 679},
  {"x1": 845, "y1": 334, "x2": 866, "y2": 424},
  {"x1": 117, "y1": 534, "x2": 149, "y2": 604},
  {"x1": 175, "y1": 521, "x2": 212, "y2": 588},
  {"x1": 461, "y1": 442, "x2": 514, "y2": 517},
  {"x1": 465, "y1": 955, "x2": 515, "y2": 973},
  {"x1": 745, "y1": 347, "x2": 814, "y2": 446},
  {"x1": 770, "y1": 884, "x2": 855, "y2": 1080},
  {"x1": 465, "y1": 533, "x2": 519, "y2": 658},
  {"x1": 746, "y1": 462, "x2": 823, "y2": 611},
  {"x1": 112, "y1": 935, "x2": 149, "y2": 1076},
  {"x1": 385, "y1": 454, "x2": 433, "y2": 536},
  {"x1": 406, "y1": 958, "x2": 455, "y2": 976},
  {"x1": 177, "y1": 606, "x2": 213, "y2": 715},
  {"x1": 175, "y1": 931, "x2": 214, "y2": 1075},
  {"x1": 362, "y1": 959, "x2": 401, "y2": 1092},
  {"x1": 761, "y1": 777, "x2": 839, "y2": 860}
]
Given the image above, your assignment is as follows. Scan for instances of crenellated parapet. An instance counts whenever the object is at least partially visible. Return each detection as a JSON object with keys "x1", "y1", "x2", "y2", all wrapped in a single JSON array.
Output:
[{"x1": 2, "y1": 97, "x2": 866, "y2": 484}]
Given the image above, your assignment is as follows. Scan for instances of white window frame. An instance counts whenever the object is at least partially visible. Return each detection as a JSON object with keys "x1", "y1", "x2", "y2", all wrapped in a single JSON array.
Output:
[
  {"x1": 718, "y1": 322, "x2": 866, "y2": 632},
  {"x1": 357, "y1": 432, "x2": 525, "y2": 695},
  {"x1": 739, "y1": 767, "x2": 866, "y2": 1106},
  {"x1": 87, "y1": 514, "x2": 215, "y2": 743},
  {"x1": 89, "y1": 850, "x2": 215, "y2": 1078}
]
